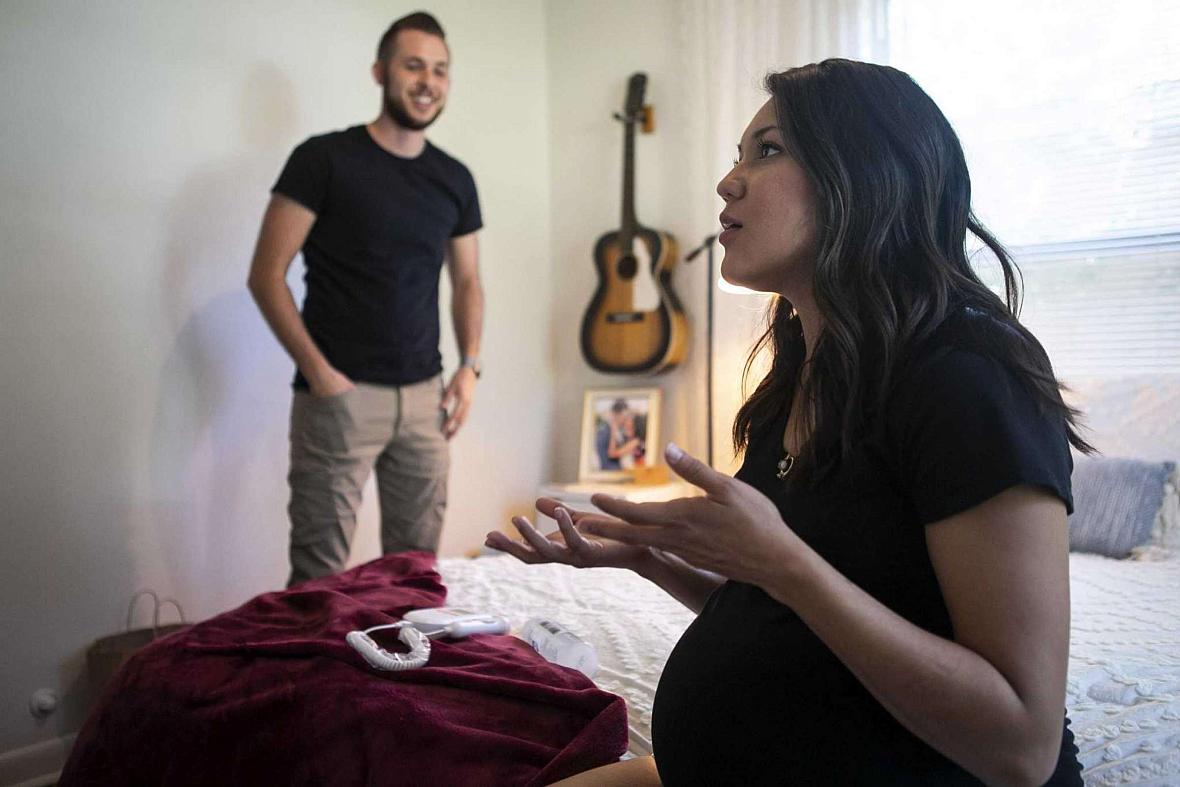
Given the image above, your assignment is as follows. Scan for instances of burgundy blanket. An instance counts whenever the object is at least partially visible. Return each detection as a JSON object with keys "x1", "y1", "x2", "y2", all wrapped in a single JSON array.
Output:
[{"x1": 61, "y1": 552, "x2": 628, "y2": 786}]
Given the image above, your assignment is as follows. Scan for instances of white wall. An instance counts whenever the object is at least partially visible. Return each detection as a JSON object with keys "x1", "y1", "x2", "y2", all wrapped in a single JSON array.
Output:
[
  {"x1": 544, "y1": 0, "x2": 707, "y2": 481},
  {"x1": 543, "y1": 0, "x2": 770, "y2": 481},
  {"x1": 0, "y1": 0, "x2": 552, "y2": 755}
]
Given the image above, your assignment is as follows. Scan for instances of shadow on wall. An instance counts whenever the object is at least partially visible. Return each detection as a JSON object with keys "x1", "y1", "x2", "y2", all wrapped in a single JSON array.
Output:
[
  {"x1": 1, "y1": 218, "x2": 164, "y2": 739},
  {"x1": 149, "y1": 63, "x2": 302, "y2": 617}
]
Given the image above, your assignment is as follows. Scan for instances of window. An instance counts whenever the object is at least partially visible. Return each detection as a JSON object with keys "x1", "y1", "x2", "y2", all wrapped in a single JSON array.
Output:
[{"x1": 887, "y1": 0, "x2": 1180, "y2": 377}]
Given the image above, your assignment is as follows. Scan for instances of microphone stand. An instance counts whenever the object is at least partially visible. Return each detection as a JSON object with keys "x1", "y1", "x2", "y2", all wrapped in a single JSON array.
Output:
[{"x1": 685, "y1": 234, "x2": 717, "y2": 469}]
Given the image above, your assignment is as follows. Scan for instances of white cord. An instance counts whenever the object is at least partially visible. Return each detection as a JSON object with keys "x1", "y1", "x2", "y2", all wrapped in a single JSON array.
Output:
[{"x1": 346, "y1": 622, "x2": 431, "y2": 671}]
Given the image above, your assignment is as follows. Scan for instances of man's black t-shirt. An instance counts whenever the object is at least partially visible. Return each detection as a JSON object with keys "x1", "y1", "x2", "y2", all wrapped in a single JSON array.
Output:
[
  {"x1": 651, "y1": 309, "x2": 1084, "y2": 785},
  {"x1": 272, "y1": 126, "x2": 482, "y2": 388}
]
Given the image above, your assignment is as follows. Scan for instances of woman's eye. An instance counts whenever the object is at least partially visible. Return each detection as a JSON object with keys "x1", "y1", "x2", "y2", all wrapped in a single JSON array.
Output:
[{"x1": 732, "y1": 142, "x2": 780, "y2": 167}]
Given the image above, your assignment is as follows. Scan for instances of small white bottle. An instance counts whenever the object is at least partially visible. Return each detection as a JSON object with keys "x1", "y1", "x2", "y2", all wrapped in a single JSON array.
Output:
[{"x1": 520, "y1": 617, "x2": 599, "y2": 678}]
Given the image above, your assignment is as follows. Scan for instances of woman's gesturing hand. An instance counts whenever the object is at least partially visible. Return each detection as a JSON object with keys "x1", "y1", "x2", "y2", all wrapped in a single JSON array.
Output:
[
  {"x1": 485, "y1": 497, "x2": 653, "y2": 572},
  {"x1": 581, "y1": 443, "x2": 802, "y2": 588}
]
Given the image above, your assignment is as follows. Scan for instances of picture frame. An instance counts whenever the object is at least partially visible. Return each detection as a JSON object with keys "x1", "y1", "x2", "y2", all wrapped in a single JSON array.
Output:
[{"x1": 578, "y1": 387, "x2": 662, "y2": 482}]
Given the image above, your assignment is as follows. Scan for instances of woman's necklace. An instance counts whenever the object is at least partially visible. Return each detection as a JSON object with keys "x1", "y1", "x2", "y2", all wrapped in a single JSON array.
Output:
[{"x1": 779, "y1": 378, "x2": 806, "y2": 481}]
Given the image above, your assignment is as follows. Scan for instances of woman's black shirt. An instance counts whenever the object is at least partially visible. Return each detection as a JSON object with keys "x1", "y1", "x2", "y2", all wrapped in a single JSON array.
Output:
[{"x1": 651, "y1": 311, "x2": 1084, "y2": 785}]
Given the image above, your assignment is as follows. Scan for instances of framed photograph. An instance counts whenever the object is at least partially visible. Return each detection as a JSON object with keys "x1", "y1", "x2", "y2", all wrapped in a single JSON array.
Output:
[{"x1": 578, "y1": 387, "x2": 662, "y2": 482}]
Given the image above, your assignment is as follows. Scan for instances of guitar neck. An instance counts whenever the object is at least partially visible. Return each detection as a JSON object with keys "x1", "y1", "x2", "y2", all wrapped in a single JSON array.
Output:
[{"x1": 620, "y1": 120, "x2": 637, "y2": 247}]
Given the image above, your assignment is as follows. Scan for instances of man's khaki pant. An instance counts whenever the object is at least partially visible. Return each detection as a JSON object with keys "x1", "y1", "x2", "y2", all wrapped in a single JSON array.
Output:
[{"x1": 286, "y1": 377, "x2": 448, "y2": 587}]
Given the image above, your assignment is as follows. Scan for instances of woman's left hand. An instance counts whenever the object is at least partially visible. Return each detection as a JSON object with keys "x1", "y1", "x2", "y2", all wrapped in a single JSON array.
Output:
[{"x1": 582, "y1": 442, "x2": 804, "y2": 587}]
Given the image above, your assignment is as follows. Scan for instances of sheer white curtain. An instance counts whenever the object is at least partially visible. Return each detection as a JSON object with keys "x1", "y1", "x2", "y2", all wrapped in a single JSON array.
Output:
[
  {"x1": 675, "y1": 0, "x2": 887, "y2": 471},
  {"x1": 888, "y1": 0, "x2": 1180, "y2": 383},
  {"x1": 885, "y1": 1, "x2": 1180, "y2": 463}
]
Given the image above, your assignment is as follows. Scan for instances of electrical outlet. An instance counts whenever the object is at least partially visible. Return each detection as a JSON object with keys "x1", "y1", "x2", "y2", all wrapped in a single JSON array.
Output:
[{"x1": 28, "y1": 688, "x2": 58, "y2": 718}]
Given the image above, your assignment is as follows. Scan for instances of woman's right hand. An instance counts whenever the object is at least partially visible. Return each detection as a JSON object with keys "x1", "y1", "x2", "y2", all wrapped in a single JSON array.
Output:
[{"x1": 484, "y1": 497, "x2": 652, "y2": 572}]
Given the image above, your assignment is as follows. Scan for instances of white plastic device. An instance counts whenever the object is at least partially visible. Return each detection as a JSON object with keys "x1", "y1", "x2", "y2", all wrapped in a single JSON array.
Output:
[
  {"x1": 346, "y1": 607, "x2": 509, "y2": 672},
  {"x1": 402, "y1": 607, "x2": 510, "y2": 638}
]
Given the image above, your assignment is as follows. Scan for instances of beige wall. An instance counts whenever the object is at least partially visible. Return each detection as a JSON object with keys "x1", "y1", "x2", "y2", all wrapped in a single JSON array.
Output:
[{"x1": 0, "y1": 0, "x2": 552, "y2": 755}]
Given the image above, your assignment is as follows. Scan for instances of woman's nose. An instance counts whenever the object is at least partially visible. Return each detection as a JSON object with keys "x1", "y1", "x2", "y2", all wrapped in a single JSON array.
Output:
[{"x1": 716, "y1": 168, "x2": 743, "y2": 201}]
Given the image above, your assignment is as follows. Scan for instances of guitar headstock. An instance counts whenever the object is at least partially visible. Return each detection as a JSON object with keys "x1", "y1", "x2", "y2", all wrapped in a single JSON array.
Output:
[{"x1": 618, "y1": 72, "x2": 647, "y2": 125}]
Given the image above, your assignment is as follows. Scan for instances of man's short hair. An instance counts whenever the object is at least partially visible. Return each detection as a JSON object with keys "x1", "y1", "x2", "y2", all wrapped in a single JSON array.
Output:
[
  {"x1": 376, "y1": 11, "x2": 446, "y2": 61},
  {"x1": 611, "y1": 399, "x2": 628, "y2": 414}
]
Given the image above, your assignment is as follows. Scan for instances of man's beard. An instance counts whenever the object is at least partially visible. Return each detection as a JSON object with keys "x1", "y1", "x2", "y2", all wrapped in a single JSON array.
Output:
[{"x1": 384, "y1": 90, "x2": 443, "y2": 132}]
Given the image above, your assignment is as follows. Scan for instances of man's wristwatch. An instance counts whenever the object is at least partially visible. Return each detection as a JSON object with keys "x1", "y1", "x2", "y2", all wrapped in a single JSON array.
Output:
[{"x1": 460, "y1": 356, "x2": 482, "y2": 379}]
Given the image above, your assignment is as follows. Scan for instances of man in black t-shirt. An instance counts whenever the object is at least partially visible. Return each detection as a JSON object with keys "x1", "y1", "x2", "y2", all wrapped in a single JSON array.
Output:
[{"x1": 248, "y1": 12, "x2": 484, "y2": 586}]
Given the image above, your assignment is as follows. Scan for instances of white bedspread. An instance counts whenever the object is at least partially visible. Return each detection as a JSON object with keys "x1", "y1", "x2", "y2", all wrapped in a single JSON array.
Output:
[
  {"x1": 1065, "y1": 553, "x2": 1180, "y2": 786},
  {"x1": 439, "y1": 552, "x2": 1180, "y2": 785}
]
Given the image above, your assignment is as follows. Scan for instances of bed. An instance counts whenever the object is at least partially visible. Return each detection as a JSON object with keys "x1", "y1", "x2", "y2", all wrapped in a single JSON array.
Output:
[
  {"x1": 62, "y1": 481, "x2": 1179, "y2": 786},
  {"x1": 64, "y1": 379, "x2": 1180, "y2": 785}
]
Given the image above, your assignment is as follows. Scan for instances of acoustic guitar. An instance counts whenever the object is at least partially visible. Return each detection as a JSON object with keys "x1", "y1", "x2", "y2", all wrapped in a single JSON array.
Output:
[{"x1": 580, "y1": 73, "x2": 688, "y2": 374}]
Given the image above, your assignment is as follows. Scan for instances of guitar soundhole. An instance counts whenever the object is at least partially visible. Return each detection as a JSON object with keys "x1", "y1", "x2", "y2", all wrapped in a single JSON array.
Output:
[{"x1": 617, "y1": 255, "x2": 638, "y2": 280}]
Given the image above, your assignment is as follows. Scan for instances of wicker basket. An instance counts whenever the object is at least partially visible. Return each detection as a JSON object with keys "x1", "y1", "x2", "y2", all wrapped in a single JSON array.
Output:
[{"x1": 87, "y1": 590, "x2": 188, "y2": 690}]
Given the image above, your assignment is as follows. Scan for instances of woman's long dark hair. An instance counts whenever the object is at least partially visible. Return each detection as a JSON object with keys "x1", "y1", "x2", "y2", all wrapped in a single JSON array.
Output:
[{"x1": 732, "y1": 59, "x2": 1093, "y2": 473}]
